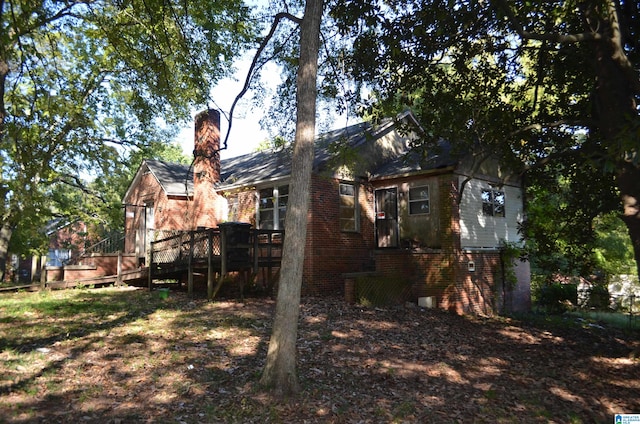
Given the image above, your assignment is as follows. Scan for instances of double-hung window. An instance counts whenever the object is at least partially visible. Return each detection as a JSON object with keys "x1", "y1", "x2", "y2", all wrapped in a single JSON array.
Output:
[
  {"x1": 482, "y1": 189, "x2": 505, "y2": 217},
  {"x1": 258, "y1": 185, "x2": 288, "y2": 229},
  {"x1": 409, "y1": 185, "x2": 430, "y2": 215},
  {"x1": 339, "y1": 182, "x2": 358, "y2": 232}
]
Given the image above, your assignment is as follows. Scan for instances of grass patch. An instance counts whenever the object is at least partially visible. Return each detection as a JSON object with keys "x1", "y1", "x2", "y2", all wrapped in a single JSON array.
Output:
[{"x1": 566, "y1": 309, "x2": 640, "y2": 330}]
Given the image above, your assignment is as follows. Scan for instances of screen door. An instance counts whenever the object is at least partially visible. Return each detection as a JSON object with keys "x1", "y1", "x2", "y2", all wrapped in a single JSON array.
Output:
[{"x1": 375, "y1": 188, "x2": 398, "y2": 248}]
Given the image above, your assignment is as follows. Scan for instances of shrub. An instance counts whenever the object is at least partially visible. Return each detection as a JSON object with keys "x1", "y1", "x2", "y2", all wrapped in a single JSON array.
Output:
[
  {"x1": 585, "y1": 284, "x2": 610, "y2": 310},
  {"x1": 536, "y1": 283, "x2": 578, "y2": 314}
]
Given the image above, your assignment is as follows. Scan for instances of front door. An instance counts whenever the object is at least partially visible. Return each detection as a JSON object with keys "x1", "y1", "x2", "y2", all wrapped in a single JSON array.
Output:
[
  {"x1": 375, "y1": 188, "x2": 399, "y2": 248},
  {"x1": 137, "y1": 203, "x2": 154, "y2": 263}
]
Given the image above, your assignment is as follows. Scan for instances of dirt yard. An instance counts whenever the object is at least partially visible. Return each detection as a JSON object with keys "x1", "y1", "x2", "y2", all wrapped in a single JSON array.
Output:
[{"x1": 1, "y1": 286, "x2": 638, "y2": 423}]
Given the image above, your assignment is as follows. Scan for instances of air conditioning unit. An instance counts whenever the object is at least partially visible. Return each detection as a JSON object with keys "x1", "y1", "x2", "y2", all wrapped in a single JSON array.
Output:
[{"x1": 418, "y1": 296, "x2": 436, "y2": 308}]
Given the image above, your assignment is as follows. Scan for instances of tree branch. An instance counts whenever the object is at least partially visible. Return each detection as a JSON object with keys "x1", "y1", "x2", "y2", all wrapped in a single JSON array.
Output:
[
  {"x1": 223, "y1": 12, "x2": 303, "y2": 150},
  {"x1": 493, "y1": 0, "x2": 602, "y2": 44},
  {"x1": 508, "y1": 119, "x2": 589, "y2": 137},
  {"x1": 53, "y1": 174, "x2": 108, "y2": 203}
]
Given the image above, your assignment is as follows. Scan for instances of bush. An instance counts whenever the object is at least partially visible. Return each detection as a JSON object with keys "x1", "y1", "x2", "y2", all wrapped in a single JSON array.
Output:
[
  {"x1": 355, "y1": 275, "x2": 411, "y2": 307},
  {"x1": 586, "y1": 284, "x2": 610, "y2": 310},
  {"x1": 536, "y1": 283, "x2": 578, "y2": 314}
]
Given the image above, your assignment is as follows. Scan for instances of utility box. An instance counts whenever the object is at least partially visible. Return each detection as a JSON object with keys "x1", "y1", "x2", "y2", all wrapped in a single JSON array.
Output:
[{"x1": 219, "y1": 222, "x2": 252, "y2": 271}]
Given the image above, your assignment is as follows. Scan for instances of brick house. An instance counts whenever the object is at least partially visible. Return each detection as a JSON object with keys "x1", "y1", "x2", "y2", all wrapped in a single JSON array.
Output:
[
  {"x1": 9, "y1": 219, "x2": 104, "y2": 284},
  {"x1": 123, "y1": 109, "x2": 530, "y2": 314}
]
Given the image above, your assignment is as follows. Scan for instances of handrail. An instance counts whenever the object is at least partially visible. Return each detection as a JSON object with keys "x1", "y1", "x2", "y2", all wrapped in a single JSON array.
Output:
[{"x1": 84, "y1": 232, "x2": 125, "y2": 255}]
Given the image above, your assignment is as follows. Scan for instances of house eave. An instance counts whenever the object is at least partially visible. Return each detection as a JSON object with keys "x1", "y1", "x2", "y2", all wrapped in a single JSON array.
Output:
[
  {"x1": 369, "y1": 165, "x2": 456, "y2": 182},
  {"x1": 165, "y1": 191, "x2": 192, "y2": 198},
  {"x1": 217, "y1": 175, "x2": 291, "y2": 193}
]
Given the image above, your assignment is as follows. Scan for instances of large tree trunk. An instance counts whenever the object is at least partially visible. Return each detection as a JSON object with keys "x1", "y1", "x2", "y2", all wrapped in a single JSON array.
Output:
[
  {"x1": 260, "y1": 0, "x2": 323, "y2": 398},
  {"x1": 590, "y1": 1, "x2": 640, "y2": 278},
  {"x1": 617, "y1": 164, "x2": 640, "y2": 278},
  {"x1": 0, "y1": 219, "x2": 14, "y2": 282}
]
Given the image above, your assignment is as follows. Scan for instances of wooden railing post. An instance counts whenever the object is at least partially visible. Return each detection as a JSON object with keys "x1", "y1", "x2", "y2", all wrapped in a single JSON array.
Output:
[
  {"x1": 253, "y1": 229, "x2": 259, "y2": 274},
  {"x1": 207, "y1": 230, "x2": 214, "y2": 299},
  {"x1": 188, "y1": 230, "x2": 194, "y2": 298},
  {"x1": 210, "y1": 225, "x2": 227, "y2": 300},
  {"x1": 39, "y1": 255, "x2": 47, "y2": 290},
  {"x1": 116, "y1": 251, "x2": 122, "y2": 287},
  {"x1": 148, "y1": 241, "x2": 153, "y2": 290}
]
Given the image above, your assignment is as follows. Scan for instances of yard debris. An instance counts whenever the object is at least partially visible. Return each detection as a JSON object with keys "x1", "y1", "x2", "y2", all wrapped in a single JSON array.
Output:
[{"x1": 0, "y1": 288, "x2": 638, "y2": 423}]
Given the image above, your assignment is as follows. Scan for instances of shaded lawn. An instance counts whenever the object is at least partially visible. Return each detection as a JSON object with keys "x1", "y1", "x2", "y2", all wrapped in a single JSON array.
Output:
[{"x1": 0, "y1": 286, "x2": 639, "y2": 423}]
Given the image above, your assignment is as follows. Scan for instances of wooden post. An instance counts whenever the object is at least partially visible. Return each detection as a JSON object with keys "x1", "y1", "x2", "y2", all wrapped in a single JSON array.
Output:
[
  {"x1": 253, "y1": 229, "x2": 259, "y2": 274},
  {"x1": 267, "y1": 232, "x2": 273, "y2": 287},
  {"x1": 188, "y1": 231, "x2": 194, "y2": 298},
  {"x1": 211, "y1": 225, "x2": 227, "y2": 300},
  {"x1": 148, "y1": 240, "x2": 153, "y2": 290},
  {"x1": 116, "y1": 251, "x2": 122, "y2": 287},
  {"x1": 207, "y1": 230, "x2": 214, "y2": 299},
  {"x1": 39, "y1": 255, "x2": 47, "y2": 290},
  {"x1": 31, "y1": 256, "x2": 38, "y2": 284}
]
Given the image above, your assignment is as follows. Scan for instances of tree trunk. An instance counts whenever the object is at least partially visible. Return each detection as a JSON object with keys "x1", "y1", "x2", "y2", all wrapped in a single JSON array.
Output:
[
  {"x1": 0, "y1": 219, "x2": 14, "y2": 282},
  {"x1": 260, "y1": 0, "x2": 323, "y2": 398},
  {"x1": 617, "y1": 164, "x2": 640, "y2": 278},
  {"x1": 589, "y1": 1, "x2": 640, "y2": 278}
]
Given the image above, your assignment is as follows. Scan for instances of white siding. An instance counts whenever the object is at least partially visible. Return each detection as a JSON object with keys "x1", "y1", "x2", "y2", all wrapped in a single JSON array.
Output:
[{"x1": 459, "y1": 177, "x2": 524, "y2": 248}]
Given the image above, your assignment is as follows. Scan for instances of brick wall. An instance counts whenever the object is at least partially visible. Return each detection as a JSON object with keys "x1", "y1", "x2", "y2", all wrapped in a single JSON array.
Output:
[
  {"x1": 124, "y1": 170, "x2": 193, "y2": 256},
  {"x1": 192, "y1": 109, "x2": 223, "y2": 229},
  {"x1": 47, "y1": 253, "x2": 137, "y2": 282},
  {"x1": 235, "y1": 190, "x2": 257, "y2": 225},
  {"x1": 302, "y1": 175, "x2": 376, "y2": 295},
  {"x1": 373, "y1": 249, "x2": 503, "y2": 315}
]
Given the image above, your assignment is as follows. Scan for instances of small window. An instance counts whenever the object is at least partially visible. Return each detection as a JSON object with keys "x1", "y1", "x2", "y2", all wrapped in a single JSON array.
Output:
[
  {"x1": 258, "y1": 185, "x2": 288, "y2": 229},
  {"x1": 409, "y1": 186, "x2": 430, "y2": 215},
  {"x1": 277, "y1": 185, "x2": 289, "y2": 229},
  {"x1": 482, "y1": 189, "x2": 505, "y2": 217},
  {"x1": 259, "y1": 187, "x2": 274, "y2": 229},
  {"x1": 339, "y1": 182, "x2": 358, "y2": 232}
]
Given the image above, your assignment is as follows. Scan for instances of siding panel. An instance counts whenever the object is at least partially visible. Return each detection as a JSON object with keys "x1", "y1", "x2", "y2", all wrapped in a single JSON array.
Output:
[{"x1": 459, "y1": 177, "x2": 524, "y2": 248}]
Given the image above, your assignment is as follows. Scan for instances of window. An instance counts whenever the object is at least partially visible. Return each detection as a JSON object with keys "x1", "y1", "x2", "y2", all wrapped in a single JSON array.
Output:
[
  {"x1": 482, "y1": 189, "x2": 505, "y2": 217},
  {"x1": 227, "y1": 195, "x2": 239, "y2": 222},
  {"x1": 409, "y1": 185, "x2": 430, "y2": 215},
  {"x1": 258, "y1": 185, "x2": 288, "y2": 229},
  {"x1": 47, "y1": 248, "x2": 71, "y2": 267},
  {"x1": 339, "y1": 182, "x2": 358, "y2": 232}
]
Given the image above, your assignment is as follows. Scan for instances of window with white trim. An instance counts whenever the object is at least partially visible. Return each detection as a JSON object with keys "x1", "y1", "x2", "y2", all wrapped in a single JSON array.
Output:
[
  {"x1": 339, "y1": 182, "x2": 359, "y2": 232},
  {"x1": 482, "y1": 188, "x2": 505, "y2": 217},
  {"x1": 408, "y1": 185, "x2": 430, "y2": 215},
  {"x1": 258, "y1": 185, "x2": 288, "y2": 229}
]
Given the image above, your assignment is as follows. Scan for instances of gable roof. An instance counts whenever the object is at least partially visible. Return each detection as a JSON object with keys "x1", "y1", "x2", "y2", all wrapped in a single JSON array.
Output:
[
  {"x1": 145, "y1": 160, "x2": 194, "y2": 196},
  {"x1": 218, "y1": 111, "x2": 420, "y2": 190},
  {"x1": 369, "y1": 139, "x2": 458, "y2": 180},
  {"x1": 124, "y1": 112, "x2": 466, "y2": 200},
  {"x1": 123, "y1": 159, "x2": 193, "y2": 202}
]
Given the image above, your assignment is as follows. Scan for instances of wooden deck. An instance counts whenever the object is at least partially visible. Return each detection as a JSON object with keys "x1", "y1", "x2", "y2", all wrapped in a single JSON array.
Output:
[
  {"x1": 0, "y1": 268, "x2": 150, "y2": 293},
  {"x1": 148, "y1": 225, "x2": 283, "y2": 298},
  {"x1": 2, "y1": 225, "x2": 283, "y2": 297}
]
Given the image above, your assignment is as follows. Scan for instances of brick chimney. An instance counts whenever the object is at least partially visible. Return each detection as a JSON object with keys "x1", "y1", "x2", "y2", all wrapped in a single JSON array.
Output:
[{"x1": 191, "y1": 109, "x2": 223, "y2": 229}]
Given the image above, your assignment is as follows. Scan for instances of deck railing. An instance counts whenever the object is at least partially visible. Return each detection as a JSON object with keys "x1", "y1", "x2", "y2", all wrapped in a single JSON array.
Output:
[
  {"x1": 148, "y1": 226, "x2": 284, "y2": 296},
  {"x1": 151, "y1": 229, "x2": 221, "y2": 266}
]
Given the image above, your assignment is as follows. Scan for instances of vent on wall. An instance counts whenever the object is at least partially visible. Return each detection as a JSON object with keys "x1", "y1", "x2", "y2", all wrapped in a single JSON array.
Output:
[{"x1": 418, "y1": 296, "x2": 436, "y2": 308}]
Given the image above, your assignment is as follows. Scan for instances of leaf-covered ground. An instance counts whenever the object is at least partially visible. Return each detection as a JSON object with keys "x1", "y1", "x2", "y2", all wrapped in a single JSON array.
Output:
[{"x1": 1, "y1": 286, "x2": 639, "y2": 423}]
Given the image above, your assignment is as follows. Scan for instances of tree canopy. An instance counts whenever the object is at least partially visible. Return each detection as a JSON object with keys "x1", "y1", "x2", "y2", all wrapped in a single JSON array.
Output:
[
  {"x1": 0, "y1": 0, "x2": 255, "y2": 272},
  {"x1": 324, "y1": 0, "x2": 639, "y2": 277}
]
